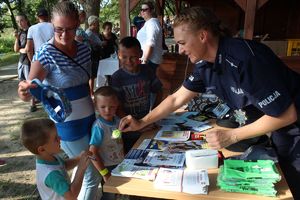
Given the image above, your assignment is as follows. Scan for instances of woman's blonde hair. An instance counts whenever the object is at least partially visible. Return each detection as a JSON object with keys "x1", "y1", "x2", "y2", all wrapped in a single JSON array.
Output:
[
  {"x1": 52, "y1": 1, "x2": 79, "y2": 21},
  {"x1": 173, "y1": 7, "x2": 231, "y2": 37}
]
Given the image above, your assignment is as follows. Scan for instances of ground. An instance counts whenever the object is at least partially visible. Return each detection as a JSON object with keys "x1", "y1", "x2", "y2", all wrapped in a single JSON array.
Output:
[{"x1": 0, "y1": 64, "x2": 46, "y2": 199}]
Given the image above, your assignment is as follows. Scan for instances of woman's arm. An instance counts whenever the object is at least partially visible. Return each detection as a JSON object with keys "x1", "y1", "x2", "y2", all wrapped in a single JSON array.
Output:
[
  {"x1": 18, "y1": 61, "x2": 47, "y2": 101},
  {"x1": 206, "y1": 103, "x2": 298, "y2": 149},
  {"x1": 142, "y1": 45, "x2": 153, "y2": 64},
  {"x1": 119, "y1": 86, "x2": 198, "y2": 131}
]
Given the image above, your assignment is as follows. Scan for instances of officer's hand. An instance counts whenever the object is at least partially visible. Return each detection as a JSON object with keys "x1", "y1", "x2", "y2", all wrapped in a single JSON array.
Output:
[
  {"x1": 18, "y1": 80, "x2": 37, "y2": 102},
  {"x1": 205, "y1": 129, "x2": 237, "y2": 149},
  {"x1": 119, "y1": 115, "x2": 143, "y2": 132}
]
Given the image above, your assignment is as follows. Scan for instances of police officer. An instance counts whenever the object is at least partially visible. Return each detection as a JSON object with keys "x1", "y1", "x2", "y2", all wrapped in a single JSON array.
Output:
[{"x1": 119, "y1": 7, "x2": 300, "y2": 198}]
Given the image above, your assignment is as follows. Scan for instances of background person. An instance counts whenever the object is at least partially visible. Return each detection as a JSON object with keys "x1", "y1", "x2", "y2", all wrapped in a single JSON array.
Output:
[
  {"x1": 75, "y1": 10, "x2": 89, "y2": 46},
  {"x1": 137, "y1": 1, "x2": 163, "y2": 72},
  {"x1": 119, "y1": 6, "x2": 300, "y2": 199},
  {"x1": 100, "y1": 21, "x2": 118, "y2": 59},
  {"x1": 14, "y1": 14, "x2": 33, "y2": 112},
  {"x1": 26, "y1": 8, "x2": 54, "y2": 112},
  {"x1": 18, "y1": 1, "x2": 101, "y2": 199},
  {"x1": 14, "y1": 14, "x2": 30, "y2": 81},
  {"x1": 86, "y1": 15, "x2": 106, "y2": 95}
]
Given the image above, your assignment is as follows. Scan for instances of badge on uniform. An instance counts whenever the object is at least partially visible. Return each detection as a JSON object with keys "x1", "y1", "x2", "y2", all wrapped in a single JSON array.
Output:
[{"x1": 233, "y1": 109, "x2": 248, "y2": 126}]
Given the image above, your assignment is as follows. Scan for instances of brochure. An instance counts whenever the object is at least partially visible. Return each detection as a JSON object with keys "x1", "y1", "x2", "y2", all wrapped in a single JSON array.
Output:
[
  {"x1": 111, "y1": 159, "x2": 158, "y2": 181},
  {"x1": 182, "y1": 169, "x2": 209, "y2": 194},
  {"x1": 154, "y1": 130, "x2": 191, "y2": 142},
  {"x1": 154, "y1": 168, "x2": 183, "y2": 192},
  {"x1": 143, "y1": 151, "x2": 185, "y2": 168},
  {"x1": 154, "y1": 168, "x2": 210, "y2": 194}
]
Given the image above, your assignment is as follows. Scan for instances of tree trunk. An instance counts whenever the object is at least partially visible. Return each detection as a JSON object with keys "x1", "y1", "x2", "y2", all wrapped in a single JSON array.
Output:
[
  {"x1": 80, "y1": 0, "x2": 101, "y2": 29},
  {"x1": 3, "y1": 0, "x2": 18, "y2": 30}
]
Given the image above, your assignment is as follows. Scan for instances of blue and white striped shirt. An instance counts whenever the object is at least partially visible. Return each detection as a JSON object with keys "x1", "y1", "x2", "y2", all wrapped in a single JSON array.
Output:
[{"x1": 33, "y1": 40, "x2": 95, "y2": 141}]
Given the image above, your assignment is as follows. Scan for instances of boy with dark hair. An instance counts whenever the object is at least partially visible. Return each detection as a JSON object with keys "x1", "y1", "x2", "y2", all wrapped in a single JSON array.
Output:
[
  {"x1": 21, "y1": 118, "x2": 91, "y2": 200},
  {"x1": 111, "y1": 36, "x2": 162, "y2": 153}
]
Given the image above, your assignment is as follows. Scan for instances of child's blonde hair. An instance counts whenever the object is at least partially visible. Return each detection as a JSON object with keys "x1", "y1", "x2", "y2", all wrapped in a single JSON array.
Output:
[
  {"x1": 21, "y1": 118, "x2": 55, "y2": 154},
  {"x1": 94, "y1": 86, "x2": 118, "y2": 101}
]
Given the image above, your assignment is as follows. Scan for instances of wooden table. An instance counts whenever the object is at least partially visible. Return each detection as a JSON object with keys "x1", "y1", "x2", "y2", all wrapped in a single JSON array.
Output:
[{"x1": 104, "y1": 124, "x2": 293, "y2": 200}]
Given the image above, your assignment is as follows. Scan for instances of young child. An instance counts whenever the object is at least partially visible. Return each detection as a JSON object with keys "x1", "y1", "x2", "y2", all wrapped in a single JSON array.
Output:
[
  {"x1": 21, "y1": 118, "x2": 91, "y2": 200},
  {"x1": 89, "y1": 86, "x2": 124, "y2": 184},
  {"x1": 110, "y1": 36, "x2": 163, "y2": 153},
  {"x1": 111, "y1": 36, "x2": 163, "y2": 120}
]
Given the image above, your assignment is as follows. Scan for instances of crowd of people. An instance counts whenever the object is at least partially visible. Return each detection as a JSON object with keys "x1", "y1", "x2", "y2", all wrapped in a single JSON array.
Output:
[{"x1": 11, "y1": 0, "x2": 300, "y2": 200}]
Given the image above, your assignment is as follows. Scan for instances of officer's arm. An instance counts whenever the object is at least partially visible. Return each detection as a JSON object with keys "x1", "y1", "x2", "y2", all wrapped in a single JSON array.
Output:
[
  {"x1": 141, "y1": 86, "x2": 198, "y2": 127},
  {"x1": 231, "y1": 103, "x2": 297, "y2": 141},
  {"x1": 206, "y1": 103, "x2": 297, "y2": 149}
]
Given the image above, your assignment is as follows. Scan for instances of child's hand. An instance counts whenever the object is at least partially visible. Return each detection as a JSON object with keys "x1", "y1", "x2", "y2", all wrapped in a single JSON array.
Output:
[
  {"x1": 77, "y1": 151, "x2": 92, "y2": 171},
  {"x1": 102, "y1": 171, "x2": 111, "y2": 183}
]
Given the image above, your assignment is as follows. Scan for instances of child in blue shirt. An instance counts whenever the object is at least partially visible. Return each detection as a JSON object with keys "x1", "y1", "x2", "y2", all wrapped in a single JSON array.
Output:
[
  {"x1": 89, "y1": 86, "x2": 124, "y2": 199},
  {"x1": 111, "y1": 37, "x2": 162, "y2": 153},
  {"x1": 89, "y1": 86, "x2": 124, "y2": 181},
  {"x1": 111, "y1": 36, "x2": 163, "y2": 120},
  {"x1": 21, "y1": 118, "x2": 91, "y2": 200}
]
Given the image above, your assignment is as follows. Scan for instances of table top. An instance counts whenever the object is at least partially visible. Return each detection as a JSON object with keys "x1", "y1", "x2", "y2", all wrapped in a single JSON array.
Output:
[{"x1": 103, "y1": 123, "x2": 293, "y2": 200}]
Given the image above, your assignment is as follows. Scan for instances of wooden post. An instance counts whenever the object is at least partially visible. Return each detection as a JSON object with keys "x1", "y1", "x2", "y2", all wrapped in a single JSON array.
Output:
[
  {"x1": 244, "y1": 0, "x2": 257, "y2": 39},
  {"x1": 235, "y1": 0, "x2": 269, "y2": 40},
  {"x1": 119, "y1": 0, "x2": 130, "y2": 38}
]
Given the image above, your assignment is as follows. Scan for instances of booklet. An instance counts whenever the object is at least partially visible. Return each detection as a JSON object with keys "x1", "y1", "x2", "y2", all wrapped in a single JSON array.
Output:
[
  {"x1": 143, "y1": 151, "x2": 185, "y2": 168},
  {"x1": 154, "y1": 168, "x2": 210, "y2": 194},
  {"x1": 111, "y1": 159, "x2": 159, "y2": 181},
  {"x1": 138, "y1": 139, "x2": 208, "y2": 153},
  {"x1": 182, "y1": 169, "x2": 209, "y2": 194},
  {"x1": 154, "y1": 168, "x2": 183, "y2": 192},
  {"x1": 154, "y1": 130, "x2": 191, "y2": 142}
]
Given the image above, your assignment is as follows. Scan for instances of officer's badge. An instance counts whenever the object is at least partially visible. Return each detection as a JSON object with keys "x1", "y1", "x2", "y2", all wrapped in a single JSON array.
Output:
[{"x1": 233, "y1": 109, "x2": 247, "y2": 126}]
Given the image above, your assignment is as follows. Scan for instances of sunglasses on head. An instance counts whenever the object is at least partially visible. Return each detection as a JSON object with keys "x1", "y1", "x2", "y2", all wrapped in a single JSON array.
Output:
[{"x1": 140, "y1": 8, "x2": 149, "y2": 12}]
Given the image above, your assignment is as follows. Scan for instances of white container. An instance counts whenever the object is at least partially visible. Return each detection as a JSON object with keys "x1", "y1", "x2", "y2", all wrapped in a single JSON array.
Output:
[{"x1": 185, "y1": 149, "x2": 218, "y2": 169}]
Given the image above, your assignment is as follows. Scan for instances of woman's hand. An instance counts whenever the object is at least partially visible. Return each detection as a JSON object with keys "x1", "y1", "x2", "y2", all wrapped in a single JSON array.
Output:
[
  {"x1": 205, "y1": 129, "x2": 238, "y2": 149},
  {"x1": 119, "y1": 115, "x2": 144, "y2": 132},
  {"x1": 18, "y1": 80, "x2": 37, "y2": 101}
]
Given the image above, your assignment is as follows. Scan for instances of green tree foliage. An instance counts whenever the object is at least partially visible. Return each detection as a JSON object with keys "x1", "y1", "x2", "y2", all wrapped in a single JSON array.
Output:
[{"x1": 99, "y1": 0, "x2": 119, "y2": 25}]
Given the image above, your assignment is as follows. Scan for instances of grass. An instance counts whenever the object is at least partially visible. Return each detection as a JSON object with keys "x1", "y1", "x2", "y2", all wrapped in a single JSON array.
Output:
[
  {"x1": 0, "y1": 28, "x2": 18, "y2": 67},
  {"x1": 0, "y1": 52, "x2": 19, "y2": 67}
]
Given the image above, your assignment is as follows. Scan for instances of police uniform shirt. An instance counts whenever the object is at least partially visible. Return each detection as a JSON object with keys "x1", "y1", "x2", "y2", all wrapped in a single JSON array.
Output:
[{"x1": 183, "y1": 37, "x2": 300, "y2": 118}]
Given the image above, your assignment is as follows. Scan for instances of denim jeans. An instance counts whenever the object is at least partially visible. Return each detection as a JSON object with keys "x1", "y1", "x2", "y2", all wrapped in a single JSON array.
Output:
[{"x1": 61, "y1": 134, "x2": 101, "y2": 200}]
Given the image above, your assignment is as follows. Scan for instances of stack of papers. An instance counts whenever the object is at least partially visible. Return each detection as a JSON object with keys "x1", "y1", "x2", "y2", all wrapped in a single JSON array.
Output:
[
  {"x1": 154, "y1": 130, "x2": 191, "y2": 142},
  {"x1": 154, "y1": 168, "x2": 209, "y2": 194},
  {"x1": 111, "y1": 149, "x2": 159, "y2": 180},
  {"x1": 217, "y1": 160, "x2": 281, "y2": 197},
  {"x1": 143, "y1": 151, "x2": 185, "y2": 168},
  {"x1": 138, "y1": 139, "x2": 207, "y2": 153}
]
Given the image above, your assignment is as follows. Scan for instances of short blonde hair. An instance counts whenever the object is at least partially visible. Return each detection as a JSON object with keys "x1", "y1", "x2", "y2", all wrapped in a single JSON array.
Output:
[
  {"x1": 173, "y1": 7, "x2": 231, "y2": 37},
  {"x1": 88, "y1": 15, "x2": 99, "y2": 26}
]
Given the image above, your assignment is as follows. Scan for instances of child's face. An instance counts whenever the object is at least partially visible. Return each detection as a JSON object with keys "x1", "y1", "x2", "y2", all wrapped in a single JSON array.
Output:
[
  {"x1": 95, "y1": 95, "x2": 118, "y2": 121},
  {"x1": 42, "y1": 129, "x2": 61, "y2": 155},
  {"x1": 118, "y1": 45, "x2": 141, "y2": 73}
]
